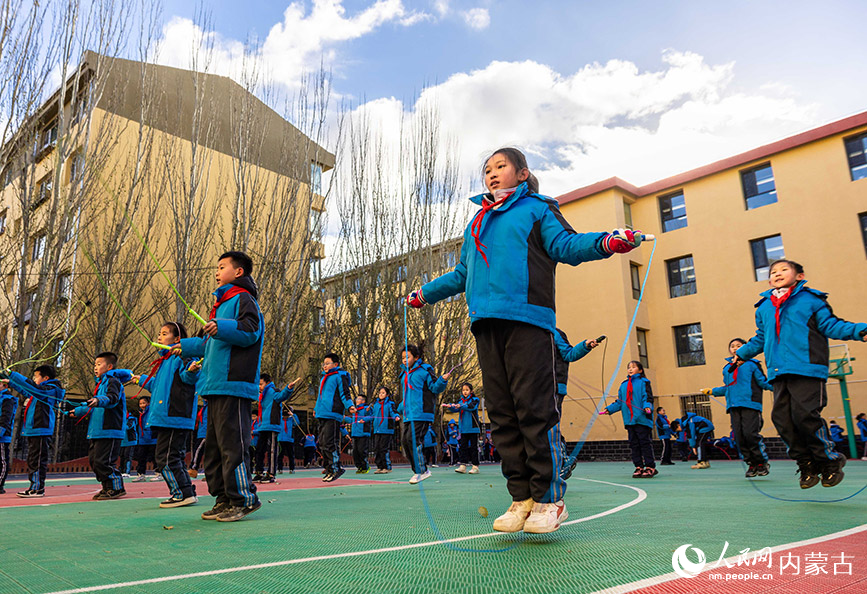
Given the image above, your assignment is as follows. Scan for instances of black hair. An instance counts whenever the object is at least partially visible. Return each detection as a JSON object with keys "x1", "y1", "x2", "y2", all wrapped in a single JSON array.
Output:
[
  {"x1": 138, "y1": 395, "x2": 150, "y2": 403},
  {"x1": 482, "y1": 147, "x2": 539, "y2": 194},
  {"x1": 769, "y1": 259, "x2": 804, "y2": 275},
  {"x1": 729, "y1": 338, "x2": 747, "y2": 348},
  {"x1": 376, "y1": 386, "x2": 392, "y2": 398},
  {"x1": 95, "y1": 352, "x2": 118, "y2": 367},
  {"x1": 656, "y1": 406, "x2": 664, "y2": 413},
  {"x1": 34, "y1": 365, "x2": 57, "y2": 380},
  {"x1": 857, "y1": 413, "x2": 865, "y2": 421},
  {"x1": 402, "y1": 343, "x2": 424, "y2": 361},
  {"x1": 260, "y1": 373, "x2": 272, "y2": 383},
  {"x1": 219, "y1": 251, "x2": 254, "y2": 276},
  {"x1": 461, "y1": 382, "x2": 474, "y2": 395},
  {"x1": 626, "y1": 360, "x2": 645, "y2": 376},
  {"x1": 163, "y1": 321, "x2": 188, "y2": 340},
  {"x1": 323, "y1": 352, "x2": 341, "y2": 365},
  {"x1": 670, "y1": 419, "x2": 681, "y2": 430}
]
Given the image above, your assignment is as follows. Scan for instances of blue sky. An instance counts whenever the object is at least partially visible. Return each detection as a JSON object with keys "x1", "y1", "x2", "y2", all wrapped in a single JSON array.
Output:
[{"x1": 156, "y1": 0, "x2": 867, "y2": 194}]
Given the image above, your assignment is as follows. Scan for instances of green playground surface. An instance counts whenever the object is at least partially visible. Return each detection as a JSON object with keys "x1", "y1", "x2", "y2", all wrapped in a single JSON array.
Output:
[{"x1": 1, "y1": 460, "x2": 865, "y2": 594}]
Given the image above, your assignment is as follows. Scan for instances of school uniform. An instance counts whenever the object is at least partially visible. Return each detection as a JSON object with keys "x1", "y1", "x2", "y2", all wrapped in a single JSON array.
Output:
[
  {"x1": 73, "y1": 370, "x2": 132, "y2": 492},
  {"x1": 857, "y1": 417, "x2": 867, "y2": 458},
  {"x1": 711, "y1": 357, "x2": 772, "y2": 466},
  {"x1": 139, "y1": 353, "x2": 199, "y2": 500},
  {"x1": 7, "y1": 371, "x2": 65, "y2": 492},
  {"x1": 683, "y1": 413, "x2": 715, "y2": 462},
  {"x1": 655, "y1": 413, "x2": 673, "y2": 464},
  {"x1": 362, "y1": 398, "x2": 399, "y2": 471},
  {"x1": 736, "y1": 280, "x2": 866, "y2": 466},
  {"x1": 607, "y1": 375, "x2": 655, "y2": 469},
  {"x1": 277, "y1": 414, "x2": 300, "y2": 472},
  {"x1": 446, "y1": 422, "x2": 459, "y2": 464},
  {"x1": 554, "y1": 329, "x2": 592, "y2": 408},
  {"x1": 452, "y1": 394, "x2": 480, "y2": 466},
  {"x1": 135, "y1": 404, "x2": 157, "y2": 475},
  {"x1": 314, "y1": 365, "x2": 353, "y2": 476},
  {"x1": 302, "y1": 434, "x2": 317, "y2": 467},
  {"x1": 119, "y1": 413, "x2": 138, "y2": 475},
  {"x1": 420, "y1": 181, "x2": 612, "y2": 503},
  {"x1": 344, "y1": 403, "x2": 372, "y2": 472},
  {"x1": 0, "y1": 388, "x2": 19, "y2": 491},
  {"x1": 422, "y1": 425, "x2": 438, "y2": 466},
  {"x1": 191, "y1": 402, "x2": 208, "y2": 471},
  {"x1": 255, "y1": 382, "x2": 294, "y2": 477},
  {"x1": 398, "y1": 360, "x2": 448, "y2": 475},
  {"x1": 179, "y1": 275, "x2": 264, "y2": 509}
]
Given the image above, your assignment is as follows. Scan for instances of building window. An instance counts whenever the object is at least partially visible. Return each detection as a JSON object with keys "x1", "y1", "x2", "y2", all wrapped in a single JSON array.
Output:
[
  {"x1": 741, "y1": 164, "x2": 778, "y2": 209},
  {"x1": 309, "y1": 208, "x2": 323, "y2": 237},
  {"x1": 659, "y1": 191, "x2": 687, "y2": 232},
  {"x1": 68, "y1": 152, "x2": 84, "y2": 185},
  {"x1": 630, "y1": 262, "x2": 641, "y2": 300},
  {"x1": 845, "y1": 133, "x2": 867, "y2": 181},
  {"x1": 394, "y1": 264, "x2": 407, "y2": 283},
  {"x1": 2, "y1": 166, "x2": 12, "y2": 187},
  {"x1": 53, "y1": 339, "x2": 64, "y2": 368},
  {"x1": 56, "y1": 273, "x2": 71, "y2": 305},
  {"x1": 446, "y1": 251, "x2": 457, "y2": 268},
  {"x1": 860, "y1": 212, "x2": 867, "y2": 257},
  {"x1": 636, "y1": 328, "x2": 649, "y2": 368},
  {"x1": 36, "y1": 123, "x2": 58, "y2": 155},
  {"x1": 0, "y1": 209, "x2": 6, "y2": 235},
  {"x1": 353, "y1": 277, "x2": 361, "y2": 293},
  {"x1": 31, "y1": 233, "x2": 46, "y2": 261},
  {"x1": 679, "y1": 394, "x2": 713, "y2": 429},
  {"x1": 750, "y1": 234, "x2": 785, "y2": 281},
  {"x1": 666, "y1": 255, "x2": 696, "y2": 298},
  {"x1": 311, "y1": 307, "x2": 325, "y2": 342},
  {"x1": 334, "y1": 295, "x2": 342, "y2": 309},
  {"x1": 623, "y1": 201, "x2": 633, "y2": 230},
  {"x1": 674, "y1": 323, "x2": 705, "y2": 367},
  {"x1": 309, "y1": 258, "x2": 321, "y2": 288},
  {"x1": 310, "y1": 163, "x2": 323, "y2": 195},
  {"x1": 34, "y1": 176, "x2": 52, "y2": 208}
]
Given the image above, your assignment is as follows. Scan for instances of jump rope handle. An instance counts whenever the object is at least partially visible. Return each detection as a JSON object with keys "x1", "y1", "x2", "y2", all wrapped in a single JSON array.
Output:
[
  {"x1": 641, "y1": 233, "x2": 656, "y2": 241},
  {"x1": 595, "y1": 335, "x2": 606, "y2": 343}
]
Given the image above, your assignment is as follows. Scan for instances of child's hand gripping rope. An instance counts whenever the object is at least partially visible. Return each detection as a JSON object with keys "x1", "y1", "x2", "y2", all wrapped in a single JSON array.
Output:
[{"x1": 601, "y1": 230, "x2": 654, "y2": 254}]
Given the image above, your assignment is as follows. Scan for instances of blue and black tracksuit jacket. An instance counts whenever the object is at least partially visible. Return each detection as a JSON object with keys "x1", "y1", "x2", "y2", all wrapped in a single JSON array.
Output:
[
  {"x1": 423, "y1": 426, "x2": 437, "y2": 448},
  {"x1": 7, "y1": 371, "x2": 65, "y2": 437},
  {"x1": 397, "y1": 360, "x2": 447, "y2": 422},
  {"x1": 554, "y1": 329, "x2": 592, "y2": 396},
  {"x1": 683, "y1": 412, "x2": 714, "y2": 448},
  {"x1": 711, "y1": 358, "x2": 772, "y2": 412},
  {"x1": 314, "y1": 366, "x2": 353, "y2": 421},
  {"x1": 195, "y1": 403, "x2": 208, "y2": 439},
  {"x1": 362, "y1": 398, "x2": 399, "y2": 434},
  {"x1": 258, "y1": 382, "x2": 294, "y2": 432},
  {"x1": 139, "y1": 354, "x2": 199, "y2": 431},
  {"x1": 121, "y1": 413, "x2": 138, "y2": 447},
  {"x1": 344, "y1": 403, "x2": 372, "y2": 437},
  {"x1": 279, "y1": 414, "x2": 300, "y2": 443},
  {"x1": 420, "y1": 181, "x2": 612, "y2": 334},
  {"x1": 73, "y1": 370, "x2": 133, "y2": 440},
  {"x1": 655, "y1": 413, "x2": 671, "y2": 439},
  {"x1": 737, "y1": 280, "x2": 867, "y2": 382},
  {"x1": 179, "y1": 276, "x2": 265, "y2": 400},
  {"x1": 607, "y1": 375, "x2": 653, "y2": 428},
  {"x1": 452, "y1": 395, "x2": 480, "y2": 435},
  {"x1": 0, "y1": 389, "x2": 18, "y2": 444},
  {"x1": 447, "y1": 423, "x2": 459, "y2": 445}
]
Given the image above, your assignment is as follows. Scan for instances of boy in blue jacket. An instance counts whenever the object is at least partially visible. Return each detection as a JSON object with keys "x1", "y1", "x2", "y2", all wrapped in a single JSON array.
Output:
[
  {"x1": 446, "y1": 419, "x2": 459, "y2": 465},
  {"x1": 703, "y1": 337, "x2": 773, "y2": 478},
  {"x1": 176, "y1": 251, "x2": 264, "y2": 521},
  {"x1": 132, "y1": 396, "x2": 157, "y2": 481},
  {"x1": 4, "y1": 365, "x2": 65, "y2": 497},
  {"x1": 303, "y1": 433, "x2": 317, "y2": 468},
  {"x1": 683, "y1": 412, "x2": 715, "y2": 469},
  {"x1": 733, "y1": 259, "x2": 867, "y2": 488},
  {"x1": 364, "y1": 387, "x2": 399, "y2": 473},
  {"x1": 407, "y1": 148, "x2": 643, "y2": 533},
  {"x1": 254, "y1": 374, "x2": 299, "y2": 483},
  {"x1": 345, "y1": 395, "x2": 372, "y2": 474},
  {"x1": 398, "y1": 344, "x2": 449, "y2": 484},
  {"x1": 0, "y1": 379, "x2": 17, "y2": 493},
  {"x1": 655, "y1": 407, "x2": 674, "y2": 465},
  {"x1": 670, "y1": 418, "x2": 690, "y2": 461},
  {"x1": 277, "y1": 407, "x2": 301, "y2": 473},
  {"x1": 70, "y1": 353, "x2": 132, "y2": 499},
  {"x1": 423, "y1": 424, "x2": 438, "y2": 468},
  {"x1": 315, "y1": 352, "x2": 354, "y2": 482}
]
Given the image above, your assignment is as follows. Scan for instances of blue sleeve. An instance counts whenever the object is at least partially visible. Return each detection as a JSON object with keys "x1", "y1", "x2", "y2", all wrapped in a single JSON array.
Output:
[
  {"x1": 213, "y1": 294, "x2": 262, "y2": 347},
  {"x1": 737, "y1": 308, "x2": 766, "y2": 361},
  {"x1": 813, "y1": 301, "x2": 867, "y2": 341},
  {"x1": 73, "y1": 405, "x2": 89, "y2": 417},
  {"x1": 139, "y1": 374, "x2": 154, "y2": 391},
  {"x1": 687, "y1": 424, "x2": 697, "y2": 448},
  {"x1": 642, "y1": 379, "x2": 654, "y2": 409},
  {"x1": 752, "y1": 364, "x2": 773, "y2": 391},
  {"x1": 458, "y1": 397, "x2": 478, "y2": 412},
  {"x1": 274, "y1": 386, "x2": 294, "y2": 404},
  {"x1": 180, "y1": 337, "x2": 206, "y2": 358},
  {"x1": 7, "y1": 371, "x2": 42, "y2": 400},
  {"x1": 96, "y1": 379, "x2": 122, "y2": 408},
  {"x1": 539, "y1": 203, "x2": 611, "y2": 265},
  {"x1": 607, "y1": 398, "x2": 623, "y2": 414},
  {"x1": 179, "y1": 367, "x2": 199, "y2": 386},
  {"x1": 0, "y1": 398, "x2": 15, "y2": 438},
  {"x1": 428, "y1": 374, "x2": 448, "y2": 395},
  {"x1": 421, "y1": 236, "x2": 469, "y2": 304},
  {"x1": 554, "y1": 332, "x2": 592, "y2": 362},
  {"x1": 711, "y1": 386, "x2": 726, "y2": 397}
]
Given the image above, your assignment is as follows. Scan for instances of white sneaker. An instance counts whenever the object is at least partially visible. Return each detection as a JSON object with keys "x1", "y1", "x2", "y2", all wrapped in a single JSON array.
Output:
[
  {"x1": 492, "y1": 498, "x2": 534, "y2": 533},
  {"x1": 148, "y1": 475, "x2": 164, "y2": 482},
  {"x1": 861, "y1": 457, "x2": 867, "y2": 461},
  {"x1": 523, "y1": 501, "x2": 569, "y2": 534},
  {"x1": 408, "y1": 474, "x2": 421, "y2": 484},
  {"x1": 431, "y1": 464, "x2": 439, "y2": 468},
  {"x1": 159, "y1": 495, "x2": 198, "y2": 508},
  {"x1": 455, "y1": 464, "x2": 467, "y2": 474},
  {"x1": 416, "y1": 470, "x2": 431, "y2": 483},
  {"x1": 121, "y1": 473, "x2": 131, "y2": 478},
  {"x1": 468, "y1": 465, "x2": 479, "y2": 474},
  {"x1": 131, "y1": 474, "x2": 146, "y2": 482}
]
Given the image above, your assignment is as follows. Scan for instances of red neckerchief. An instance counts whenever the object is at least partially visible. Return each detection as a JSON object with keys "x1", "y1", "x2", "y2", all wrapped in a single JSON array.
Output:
[
  {"x1": 210, "y1": 286, "x2": 250, "y2": 320},
  {"x1": 319, "y1": 370, "x2": 338, "y2": 396},
  {"x1": 625, "y1": 376, "x2": 635, "y2": 415},
  {"x1": 469, "y1": 192, "x2": 512, "y2": 266},
  {"x1": 769, "y1": 287, "x2": 793, "y2": 340},
  {"x1": 134, "y1": 351, "x2": 174, "y2": 399},
  {"x1": 196, "y1": 405, "x2": 205, "y2": 428},
  {"x1": 725, "y1": 364, "x2": 740, "y2": 387},
  {"x1": 138, "y1": 406, "x2": 147, "y2": 432}
]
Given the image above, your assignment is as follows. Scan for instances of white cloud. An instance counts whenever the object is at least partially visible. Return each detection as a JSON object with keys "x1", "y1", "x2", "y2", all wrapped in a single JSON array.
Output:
[
  {"x1": 156, "y1": 0, "x2": 429, "y2": 88},
  {"x1": 461, "y1": 8, "x2": 490, "y2": 30}
]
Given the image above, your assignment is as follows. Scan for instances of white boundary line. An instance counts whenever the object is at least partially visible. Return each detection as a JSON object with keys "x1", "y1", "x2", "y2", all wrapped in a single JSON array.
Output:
[
  {"x1": 41, "y1": 478, "x2": 647, "y2": 594},
  {"x1": 591, "y1": 523, "x2": 867, "y2": 594}
]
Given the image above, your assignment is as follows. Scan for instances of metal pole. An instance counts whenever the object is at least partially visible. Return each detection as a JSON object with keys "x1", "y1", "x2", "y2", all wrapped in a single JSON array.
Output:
[{"x1": 838, "y1": 377, "x2": 858, "y2": 459}]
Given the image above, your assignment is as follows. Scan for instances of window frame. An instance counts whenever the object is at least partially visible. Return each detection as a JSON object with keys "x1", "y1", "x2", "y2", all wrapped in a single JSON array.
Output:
[
  {"x1": 844, "y1": 132, "x2": 867, "y2": 182},
  {"x1": 673, "y1": 322, "x2": 706, "y2": 368},
  {"x1": 740, "y1": 162, "x2": 778, "y2": 210},
  {"x1": 665, "y1": 255, "x2": 697, "y2": 298},
  {"x1": 636, "y1": 328, "x2": 649, "y2": 369},
  {"x1": 658, "y1": 190, "x2": 688, "y2": 233},
  {"x1": 750, "y1": 234, "x2": 785, "y2": 281},
  {"x1": 629, "y1": 262, "x2": 641, "y2": 300}
]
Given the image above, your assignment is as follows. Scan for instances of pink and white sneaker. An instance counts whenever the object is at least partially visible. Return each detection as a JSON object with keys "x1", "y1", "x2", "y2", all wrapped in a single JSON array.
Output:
[{"x1": 523, "y1": 500, "x2": 568, "y2": 534}]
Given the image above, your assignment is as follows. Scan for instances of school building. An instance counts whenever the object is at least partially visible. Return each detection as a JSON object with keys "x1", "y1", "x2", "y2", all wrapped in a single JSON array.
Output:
[{"x1": 555, "y1": 110, "x2": 867, "y2": 451}]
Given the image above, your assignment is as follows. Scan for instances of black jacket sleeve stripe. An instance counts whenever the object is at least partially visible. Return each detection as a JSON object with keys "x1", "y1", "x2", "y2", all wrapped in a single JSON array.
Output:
[{"x1": 236, "y1": 294, "x2": 261, "y2": 333}]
